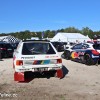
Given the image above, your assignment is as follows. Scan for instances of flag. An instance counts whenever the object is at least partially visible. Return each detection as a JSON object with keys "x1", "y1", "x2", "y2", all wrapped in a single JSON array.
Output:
[{"x1": 42, "y1": 31, "x2": 44, "y2": 39}]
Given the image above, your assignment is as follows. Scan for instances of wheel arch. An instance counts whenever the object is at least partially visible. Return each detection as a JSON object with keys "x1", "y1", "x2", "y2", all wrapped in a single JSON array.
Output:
[
  {"x1": 84, "y1": 50, "x2": 97, "y2": 65},
  {"x1": 84, "y1": 50, "x2": 92, "y2": 58}
]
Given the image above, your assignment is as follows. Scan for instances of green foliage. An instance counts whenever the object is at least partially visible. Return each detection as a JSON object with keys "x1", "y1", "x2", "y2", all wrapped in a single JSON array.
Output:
[
  {"x1": 0, "y1": 27, "x2": 100, "y2": 39},
  {"x1": 64, "y1": 27, "x2": 80, "y2": 33},
  {"x1": 44, "y1": 30, "x2": 55, "y2": 38}
]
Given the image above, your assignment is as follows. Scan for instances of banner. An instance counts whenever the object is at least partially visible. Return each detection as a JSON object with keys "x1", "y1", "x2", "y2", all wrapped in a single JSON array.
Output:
[{"x1": 42, "y1": 31, "x2": 44, "y2": 39}]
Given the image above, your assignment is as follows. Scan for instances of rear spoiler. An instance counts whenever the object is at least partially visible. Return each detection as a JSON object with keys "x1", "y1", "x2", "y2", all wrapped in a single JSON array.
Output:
[{"x1": 22, "y1": 39, "x2": 50, "y2": 42}]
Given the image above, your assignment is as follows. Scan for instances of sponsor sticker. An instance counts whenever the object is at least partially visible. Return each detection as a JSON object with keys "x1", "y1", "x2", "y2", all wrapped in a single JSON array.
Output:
[
  {"x1": 21, "y1": 57, "x2": 35, "y2": 59},
  {"x1": 71, "y1": 52, "x2": 79, "y2": 58}
]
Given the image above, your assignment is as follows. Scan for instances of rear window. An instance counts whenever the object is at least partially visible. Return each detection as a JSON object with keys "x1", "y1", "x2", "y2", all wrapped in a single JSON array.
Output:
[
  {"x1": 93, "y1": 44, "x2": 100, "y2": 50},
  {"x1": 22, "y1": 42, "x2": 56, "y2": 55},
  {"x1": 0, "y1": 43, "x2": 13, "y2": 49},
  {"x1": 5, "y1": 44, "x2": 13, "y2": 48}
]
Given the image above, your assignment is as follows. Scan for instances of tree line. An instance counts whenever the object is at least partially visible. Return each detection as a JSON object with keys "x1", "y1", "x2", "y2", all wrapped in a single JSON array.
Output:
[{"x1": 0, "y1": 27, "x2": 100, "y2": 40}]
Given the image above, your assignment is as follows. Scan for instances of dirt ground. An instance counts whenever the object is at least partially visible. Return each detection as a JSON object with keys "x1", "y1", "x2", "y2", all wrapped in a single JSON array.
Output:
[{"x1": 0, "y1": 53, "x2": 100, "y2": 100}]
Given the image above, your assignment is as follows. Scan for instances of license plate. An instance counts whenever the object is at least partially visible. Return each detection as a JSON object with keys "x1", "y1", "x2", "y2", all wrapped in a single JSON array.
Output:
[{"x1": 34, "y1": 68, "x2": 48, "y2": 71}]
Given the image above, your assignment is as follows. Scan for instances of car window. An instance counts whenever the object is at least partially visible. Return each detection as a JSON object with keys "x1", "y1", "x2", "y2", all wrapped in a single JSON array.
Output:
[
  {"x1": 93, "y1": 44, "x2": 100, "y2": 50},
  {"x1": 5, "y1": 44, "x2": 13, "y2": 49},
  {"x1": 72, "y1": 44, "x2": 82, "y2": 49},
  {"x1": 22, "y1": 42, "x2": 56, "y2": 55},
  {"x1": 83, "y1": 44, "x2": 90, "y2": 49}
]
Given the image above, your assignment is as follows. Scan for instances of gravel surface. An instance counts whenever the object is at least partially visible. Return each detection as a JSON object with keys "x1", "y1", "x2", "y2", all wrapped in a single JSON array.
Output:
[{"x1": 0, "y1": 54, "x2": 100, "y2": 100}]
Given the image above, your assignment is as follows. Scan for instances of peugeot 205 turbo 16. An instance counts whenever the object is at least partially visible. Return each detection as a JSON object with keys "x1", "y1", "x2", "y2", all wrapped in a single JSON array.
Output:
[{"x1": 13, "y1": 40, "x2": 63, "y2": 82}]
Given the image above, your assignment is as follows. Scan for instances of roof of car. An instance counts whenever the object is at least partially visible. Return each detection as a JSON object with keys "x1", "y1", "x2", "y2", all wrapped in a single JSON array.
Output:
[
  {"x1": 22, "y1": 39, "x2": 50, "y2": 42},
  {"x1": 0, "y1": 41, "x2": 10, "y2": 44}
]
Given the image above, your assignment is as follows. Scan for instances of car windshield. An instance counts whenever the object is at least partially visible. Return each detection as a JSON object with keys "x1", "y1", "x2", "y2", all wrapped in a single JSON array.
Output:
[
  {"x1": 5, "y1": 44, "x2": 13, "y2": 48},
  {"x1": 93, "y1": 44, "x2": 100, "y2": 50},
  {"x1": 22, "y1": 42, "x2": 56, "y2": 55}
]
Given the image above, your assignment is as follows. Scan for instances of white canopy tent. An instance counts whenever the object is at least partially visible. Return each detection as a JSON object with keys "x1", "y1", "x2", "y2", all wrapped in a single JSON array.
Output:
[{"x1": 51, "y1": 33, "x2": 91, "y2": 43}]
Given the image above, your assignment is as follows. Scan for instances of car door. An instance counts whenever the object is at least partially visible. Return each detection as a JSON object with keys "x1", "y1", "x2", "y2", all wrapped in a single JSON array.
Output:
[{"x1": 71, "y1": 43, "x2": 84, "y2": 60}]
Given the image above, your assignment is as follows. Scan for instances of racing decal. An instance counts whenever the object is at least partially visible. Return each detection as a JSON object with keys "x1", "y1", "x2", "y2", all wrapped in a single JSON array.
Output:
[
  {"x1": 21, "y1": 57, "x2": 35, "y2": 59},
  {"x1": 43, "y1": 60, "x2": 50, "y2": 64},
  {"x1": 92, "y1": 55, "x2": 99, "y2": 58},
  {"x1": 50, "y1": 56, "x2": 58, "y2": 58},
  {"x1": 71, "y1": 52, "x2": 79, "y2": 58},
  {"x1": 45, "y1": 56, "x2": 58, "y2": 58},
  {"x1": 33, "y1": 60, "x2": 50, "y2": 65},
  {"x1": 78, "y1": 52, "x2": 85, "y2": 55},
  {"x1": 45, "y1": 56, "x2": 49, "y2": 58},
  {"x1": 33, "y1": 60, "x2": 38, "y2": 64}
]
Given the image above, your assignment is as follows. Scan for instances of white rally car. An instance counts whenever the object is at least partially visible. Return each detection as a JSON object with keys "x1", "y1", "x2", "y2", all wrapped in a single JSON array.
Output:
[{"x1": 13, "y1": 40, "x2": 63, "y2": 81}]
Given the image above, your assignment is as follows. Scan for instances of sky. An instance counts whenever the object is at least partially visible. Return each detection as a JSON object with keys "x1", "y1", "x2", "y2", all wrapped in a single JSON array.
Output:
[{"x1": 0, "y1": 0, "x2": 100, "y2": 33}]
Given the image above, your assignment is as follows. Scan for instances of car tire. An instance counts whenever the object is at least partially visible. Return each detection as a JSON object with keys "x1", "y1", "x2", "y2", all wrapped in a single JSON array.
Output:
[{"x1": 84, "y1": 54, "x2": 96, "y2": 65}]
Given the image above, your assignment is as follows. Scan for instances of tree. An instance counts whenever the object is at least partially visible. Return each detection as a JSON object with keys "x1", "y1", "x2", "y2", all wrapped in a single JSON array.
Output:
[
  {"x1": 81, "y1": 27, "x2": 93, "y2": 38},
  {"x1": 64, "y1": 27, "x2": 80, "y2": 33}
]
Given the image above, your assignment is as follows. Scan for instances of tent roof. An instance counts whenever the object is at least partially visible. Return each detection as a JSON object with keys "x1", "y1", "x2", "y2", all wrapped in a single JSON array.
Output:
[
  {"x1": 0, "y1": 36, "x2": 8, "y2": 40},
  {"x1": 57, "y1": 33, "x2": 89, "y2": 39},
  {"x1": 51, "y1": 33, "x2": 90, "y2": 42}
]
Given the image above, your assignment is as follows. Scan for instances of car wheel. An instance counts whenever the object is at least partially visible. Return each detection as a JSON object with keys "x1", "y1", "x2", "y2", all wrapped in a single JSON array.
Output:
[
  {"x1": 84, "y1": 54, "x2": 96, "y2": 65},
  {"x1": 64, "y1": 51, "x2": 71, "y2": 60}
]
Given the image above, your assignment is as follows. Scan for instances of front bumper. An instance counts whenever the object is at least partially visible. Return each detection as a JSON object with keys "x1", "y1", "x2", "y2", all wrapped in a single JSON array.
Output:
[{"x1": 91, "y1": 54, "x2": 100, "y2": 58}]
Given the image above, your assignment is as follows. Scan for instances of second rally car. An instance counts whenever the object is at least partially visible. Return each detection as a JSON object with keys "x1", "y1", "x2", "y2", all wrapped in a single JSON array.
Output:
[{"x1": 63, "y1": 41, "x2": 100, "y2": 65}]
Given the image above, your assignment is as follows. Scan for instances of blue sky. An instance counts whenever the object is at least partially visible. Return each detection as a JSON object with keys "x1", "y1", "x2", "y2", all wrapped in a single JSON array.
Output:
[{"x1": 0, "y1": 0, "x2": 100, "y2": 33}]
